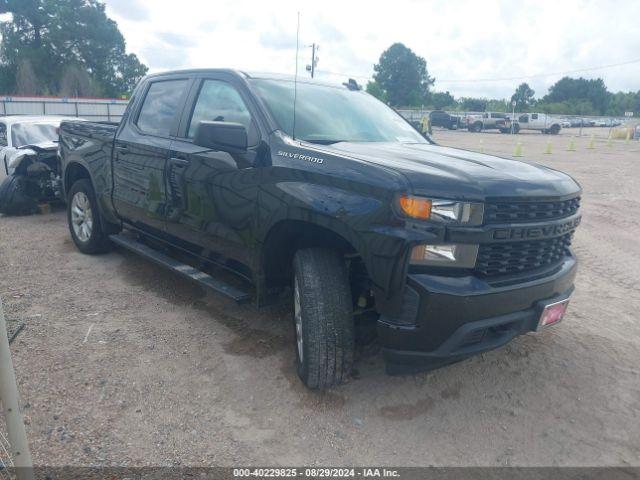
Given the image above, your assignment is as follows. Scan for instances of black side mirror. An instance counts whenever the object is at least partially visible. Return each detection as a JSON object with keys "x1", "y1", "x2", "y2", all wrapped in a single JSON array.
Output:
[{"x1": 193, "y1": 121, "x2": 247, "y2": 153}]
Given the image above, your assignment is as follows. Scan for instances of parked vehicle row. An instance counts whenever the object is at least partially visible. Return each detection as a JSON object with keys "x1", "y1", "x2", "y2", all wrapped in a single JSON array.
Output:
[
  {"x1": 559, "y1": 117, "x2": 624, "y2": 128},
  {"x1": 413, "y1": 110, "x2": 629, "y2": 135}
]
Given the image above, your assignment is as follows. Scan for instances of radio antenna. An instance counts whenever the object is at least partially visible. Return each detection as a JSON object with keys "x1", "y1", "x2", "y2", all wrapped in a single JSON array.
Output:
[{"x1": 292, "y1": 11, "x2": 300, "y2": 141}]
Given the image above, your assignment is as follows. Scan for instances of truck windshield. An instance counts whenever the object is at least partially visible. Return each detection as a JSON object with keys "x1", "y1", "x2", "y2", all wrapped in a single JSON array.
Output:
[
  {"x1": 11, "y1": 123, "x2": 59, "y2": 147},
  {"x1": 250, "y1": 79, "x2": 427, "y2": 144}
]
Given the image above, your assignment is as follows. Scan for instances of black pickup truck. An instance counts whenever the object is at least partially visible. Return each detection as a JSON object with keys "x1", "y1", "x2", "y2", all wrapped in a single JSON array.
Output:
[{"x1": 59, "y1": 69, "x2": 582, "y2": 389}]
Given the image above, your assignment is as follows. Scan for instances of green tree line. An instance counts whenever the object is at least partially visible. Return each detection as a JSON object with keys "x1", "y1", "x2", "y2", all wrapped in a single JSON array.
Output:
[
  {"x1": 367, "y1": 43, "x2": 639, "y2": 117},
  {"x1": 0, "y1": 0, "x2": 148, "y2": 98}
]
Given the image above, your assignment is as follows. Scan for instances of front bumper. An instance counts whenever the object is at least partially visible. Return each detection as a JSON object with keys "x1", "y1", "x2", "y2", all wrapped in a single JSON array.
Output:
[{"x1": 378, "y1": 256, "x2": 577, "y2": 374}]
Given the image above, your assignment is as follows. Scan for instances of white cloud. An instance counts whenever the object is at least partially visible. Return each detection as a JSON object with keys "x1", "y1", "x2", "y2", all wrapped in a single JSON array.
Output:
[
  {"x1": 104, "y1": 0, "x2": 149, "y2": 22},
  {"x1": 102, "y1": 0, "x2": 640, "y2": 99}
]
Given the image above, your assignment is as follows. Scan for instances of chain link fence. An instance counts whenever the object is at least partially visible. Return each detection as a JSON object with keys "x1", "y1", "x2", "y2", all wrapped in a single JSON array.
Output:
[
  {"x1": 0, "y1": 298, "x2": 34, "y2": 480},
  {"x1": 1, "y1": 95, "x2": 128, "y2": 122}
]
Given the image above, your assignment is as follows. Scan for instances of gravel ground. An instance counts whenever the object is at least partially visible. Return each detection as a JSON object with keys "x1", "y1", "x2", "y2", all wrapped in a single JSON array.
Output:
[{"x1": 0, "y1": 129, "x2": 639, "y2": 467}]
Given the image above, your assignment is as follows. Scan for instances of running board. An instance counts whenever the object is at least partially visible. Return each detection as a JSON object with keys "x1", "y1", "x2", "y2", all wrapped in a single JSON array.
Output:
[{"x1": 109, "y1": 234, "x2": 252, "y2": 304}]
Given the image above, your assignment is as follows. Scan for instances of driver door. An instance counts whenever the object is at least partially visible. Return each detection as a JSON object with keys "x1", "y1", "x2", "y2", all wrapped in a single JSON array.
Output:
[{"x1": 164, "y1": 75, "x2": 262, "y2": 266}]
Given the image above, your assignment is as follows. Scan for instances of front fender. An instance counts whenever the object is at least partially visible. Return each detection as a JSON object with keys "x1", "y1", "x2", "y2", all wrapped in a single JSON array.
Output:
[{"x1": 256, "y1": 180, "x2": 440, "y2": 312}]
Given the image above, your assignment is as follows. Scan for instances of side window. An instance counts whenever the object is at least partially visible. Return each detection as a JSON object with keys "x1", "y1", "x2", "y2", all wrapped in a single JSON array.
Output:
[
  {"x1": 0, "y1": 123, "x2": 7, "y2": 147},
  {"x1": 531, "y1": 113, "x2": 538, "y2": 120},
  {"x1": 519, "y1": 114, "x2": 528, "y2": 123},
  {"x1": 137, "y1": 79, "x2": 189, "y2": 136},
  {"x1": 187, "y1": 80, "x2": 253, "y2": 139}
]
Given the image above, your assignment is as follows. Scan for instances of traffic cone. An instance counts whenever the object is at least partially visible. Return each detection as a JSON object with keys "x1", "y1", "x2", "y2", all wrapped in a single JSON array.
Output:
[
  {"x1": 513, "y1": 141, "x2": 523, "y2": 157},
  {"x1": 568, "y1": 139, "x2": 576, "y2": 151},
  {"x1": 607, "y1": 134, "x2": 613, "y2": 147},
  {"x1": 479, "y1": 139, "x2": 484, "y2": 153},
  {"x1": 625, "y1": 128, "x2": 631, "y2": 144},
  {"x1": 587, "y1": 134, "x2": 595, "y2": 149},
  {"x1": 544, "y1": 140, "x2": 552, "y2": 154}
]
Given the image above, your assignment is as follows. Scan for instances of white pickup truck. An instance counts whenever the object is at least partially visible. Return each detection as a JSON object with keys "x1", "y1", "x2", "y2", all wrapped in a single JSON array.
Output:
[
  {"x1": 512, "y1": 113, "x2": 562, "y2": 134},
  {"x1": 464, "y1": 112, "x2": 512, "y2": 133}
]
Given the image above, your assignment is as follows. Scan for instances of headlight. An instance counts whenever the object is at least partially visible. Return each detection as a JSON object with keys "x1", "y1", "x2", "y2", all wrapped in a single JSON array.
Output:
[
  {"x1": 396, "y1": 194, "x2": 484, "y2": 225},
  {"x1": 410, "y1": 244, "x2": 478, "y2": 268}
]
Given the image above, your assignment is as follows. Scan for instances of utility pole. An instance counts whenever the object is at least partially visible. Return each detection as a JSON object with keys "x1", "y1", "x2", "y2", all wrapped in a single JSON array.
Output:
[{"x1": 306, "y1": 43, "x2": 319, "y2": 78}]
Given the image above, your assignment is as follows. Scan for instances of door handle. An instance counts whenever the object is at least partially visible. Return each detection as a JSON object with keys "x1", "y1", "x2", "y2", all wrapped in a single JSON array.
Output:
[
  {"x1": 169, "y1": 157, "x2": 190, "y2": 167},
  {"x1": 114, "y1": 144, "x2": 129, "y2": 156}
]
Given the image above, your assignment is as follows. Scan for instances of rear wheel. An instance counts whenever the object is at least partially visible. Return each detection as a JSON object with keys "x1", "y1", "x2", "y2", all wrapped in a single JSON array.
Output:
[
  {"x1": 550, "y1": 124, "x2": 560, "y2": 134},
  {"x1": 293, "y1": 248, "x2": 355, "y2": 389},
  {"x1": 469, "y1": 122, "x2": 483, "y2": 133},
  {"x1": 67, "y1": 179, "x2": 113, "y2": 254}
]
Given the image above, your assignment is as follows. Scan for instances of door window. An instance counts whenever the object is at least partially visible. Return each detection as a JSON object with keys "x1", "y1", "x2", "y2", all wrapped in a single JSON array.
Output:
[
  {"x1": 531, "y1": 113, "x2": 538, "y2": 120},
  {"x1": 0, "y1": 123, "x2": 7, "y2": 146},
  {"x1": 187, "y1": 80, "x2": 254, "y2": 139},
  {"x1": 137, "y1": 79, "x2": 189, "y2": 136}
]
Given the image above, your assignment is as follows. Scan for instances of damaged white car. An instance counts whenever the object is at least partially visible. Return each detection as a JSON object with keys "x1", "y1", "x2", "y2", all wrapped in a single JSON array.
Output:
[{"x1": 0, "y1": 116, "x2": 78, "y2": 215}]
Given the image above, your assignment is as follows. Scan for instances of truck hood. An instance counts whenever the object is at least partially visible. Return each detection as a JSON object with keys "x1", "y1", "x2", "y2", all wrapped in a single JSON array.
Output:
[{"x1": 321, "y1": 141, "x2": 580, "y2": 200}]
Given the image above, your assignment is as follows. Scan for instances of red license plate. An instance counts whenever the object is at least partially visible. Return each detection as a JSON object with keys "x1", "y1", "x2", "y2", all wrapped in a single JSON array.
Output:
[{"x1": 538, "y1": 299, "x2": 569, "y2": 329}]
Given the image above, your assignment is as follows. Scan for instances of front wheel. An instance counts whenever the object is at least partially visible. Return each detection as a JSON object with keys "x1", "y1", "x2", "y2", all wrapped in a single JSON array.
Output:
[
  {"x1": 550, "y1": 125, "x2": 560, "y2": 134},
  {"x1": 293, "y1": 248, "x2": 355, "y2": 389},
  {"x1": 67, "y1": 179, "x2": 113, "y2": 254}
]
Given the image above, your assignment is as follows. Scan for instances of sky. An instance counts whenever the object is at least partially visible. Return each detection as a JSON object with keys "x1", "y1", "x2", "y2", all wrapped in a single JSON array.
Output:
[{"x1": 103, "y1": 0, "x2": 640, "y2": 100}]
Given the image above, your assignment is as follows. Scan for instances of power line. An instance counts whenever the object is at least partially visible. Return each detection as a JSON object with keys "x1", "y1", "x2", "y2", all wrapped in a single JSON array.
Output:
[
  {"x1": 315, "y1": 57, "x2": 640, "y2": 85},
  {"x1": 437, "y1": 57, "x2": 640, "y2": 84}
]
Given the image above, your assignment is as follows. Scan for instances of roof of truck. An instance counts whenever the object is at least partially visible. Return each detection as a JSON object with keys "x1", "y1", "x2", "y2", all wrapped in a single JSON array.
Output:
[{"x1": 144, "y1": 69, "x2": 359, "y2": 89}]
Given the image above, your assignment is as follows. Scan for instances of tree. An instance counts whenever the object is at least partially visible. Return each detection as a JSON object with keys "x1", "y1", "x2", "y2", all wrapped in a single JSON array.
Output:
[
  {"x1": 540, "y1": 77, "x2": 611, "y2": 115},
  {"x1": 0, "y1": 0, "x2": 148, "y2": 97},
  {"x1": 59, "y1": 65, "x2": 98, "y2": 97},
  {"x1": 606, "y1": 91, "x2": 640, "y2": 116},
  {"x1": 431, "y1": 91, "x2": 455, "y2": 110},
  {"x1": 511, "y1": 83, "x2": 535, "y2": 111},
  {"x1": 373, "y1": 43, "x2": 434, "y2": 107},
  {"x1": 366, "y1": 80, "x2": 387, "y2": 103},
  {"x1": 15, "y1": 59, "x2": 40, "y2": 94},
  {"x1": 459, "y1": 97, "x2": 487, "y2": 112},
  {"x1": 486, "y1": 99, "x2": 508, "y2": 112}
]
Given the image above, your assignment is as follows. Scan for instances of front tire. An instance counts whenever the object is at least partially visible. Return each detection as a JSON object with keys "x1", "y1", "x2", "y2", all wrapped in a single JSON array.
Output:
[
  {"x1": 67, "y1": 179, "x2": 113, "y2": 254},
  {"x1": 293, "y1": 248, "x2": 355, "y2": 389}
]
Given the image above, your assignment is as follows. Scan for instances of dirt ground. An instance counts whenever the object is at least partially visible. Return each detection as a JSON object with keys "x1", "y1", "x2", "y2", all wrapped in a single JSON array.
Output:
[{"x1": 1, "y1": 129, "x2": 639, "y2": 467}]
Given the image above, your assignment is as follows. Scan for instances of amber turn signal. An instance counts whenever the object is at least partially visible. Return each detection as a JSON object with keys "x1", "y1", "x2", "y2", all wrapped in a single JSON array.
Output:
[{"x1": 398, "y1": 195, "x2": 432, "y2": 220}]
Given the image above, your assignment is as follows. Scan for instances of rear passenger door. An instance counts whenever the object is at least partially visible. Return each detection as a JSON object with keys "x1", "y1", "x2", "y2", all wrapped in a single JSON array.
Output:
[
  {"x1": 164, "y1": 74, "x2": 262, "y2": 266},
  {"x1": 112, "y1": 77, "x2": 192, "y2": 234}
]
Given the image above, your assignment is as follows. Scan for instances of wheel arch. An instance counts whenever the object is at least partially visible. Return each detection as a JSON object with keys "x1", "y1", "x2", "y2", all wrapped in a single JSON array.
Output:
[
  {"x1": 64, "y1": 161, "x2": 120, "y2": 232},
  {"x1": 64, "y1": 162, "x2": 92, "y2": 199},
  {"x1": 260, "y1": 219, "x2": 359, "y2": 290}
]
